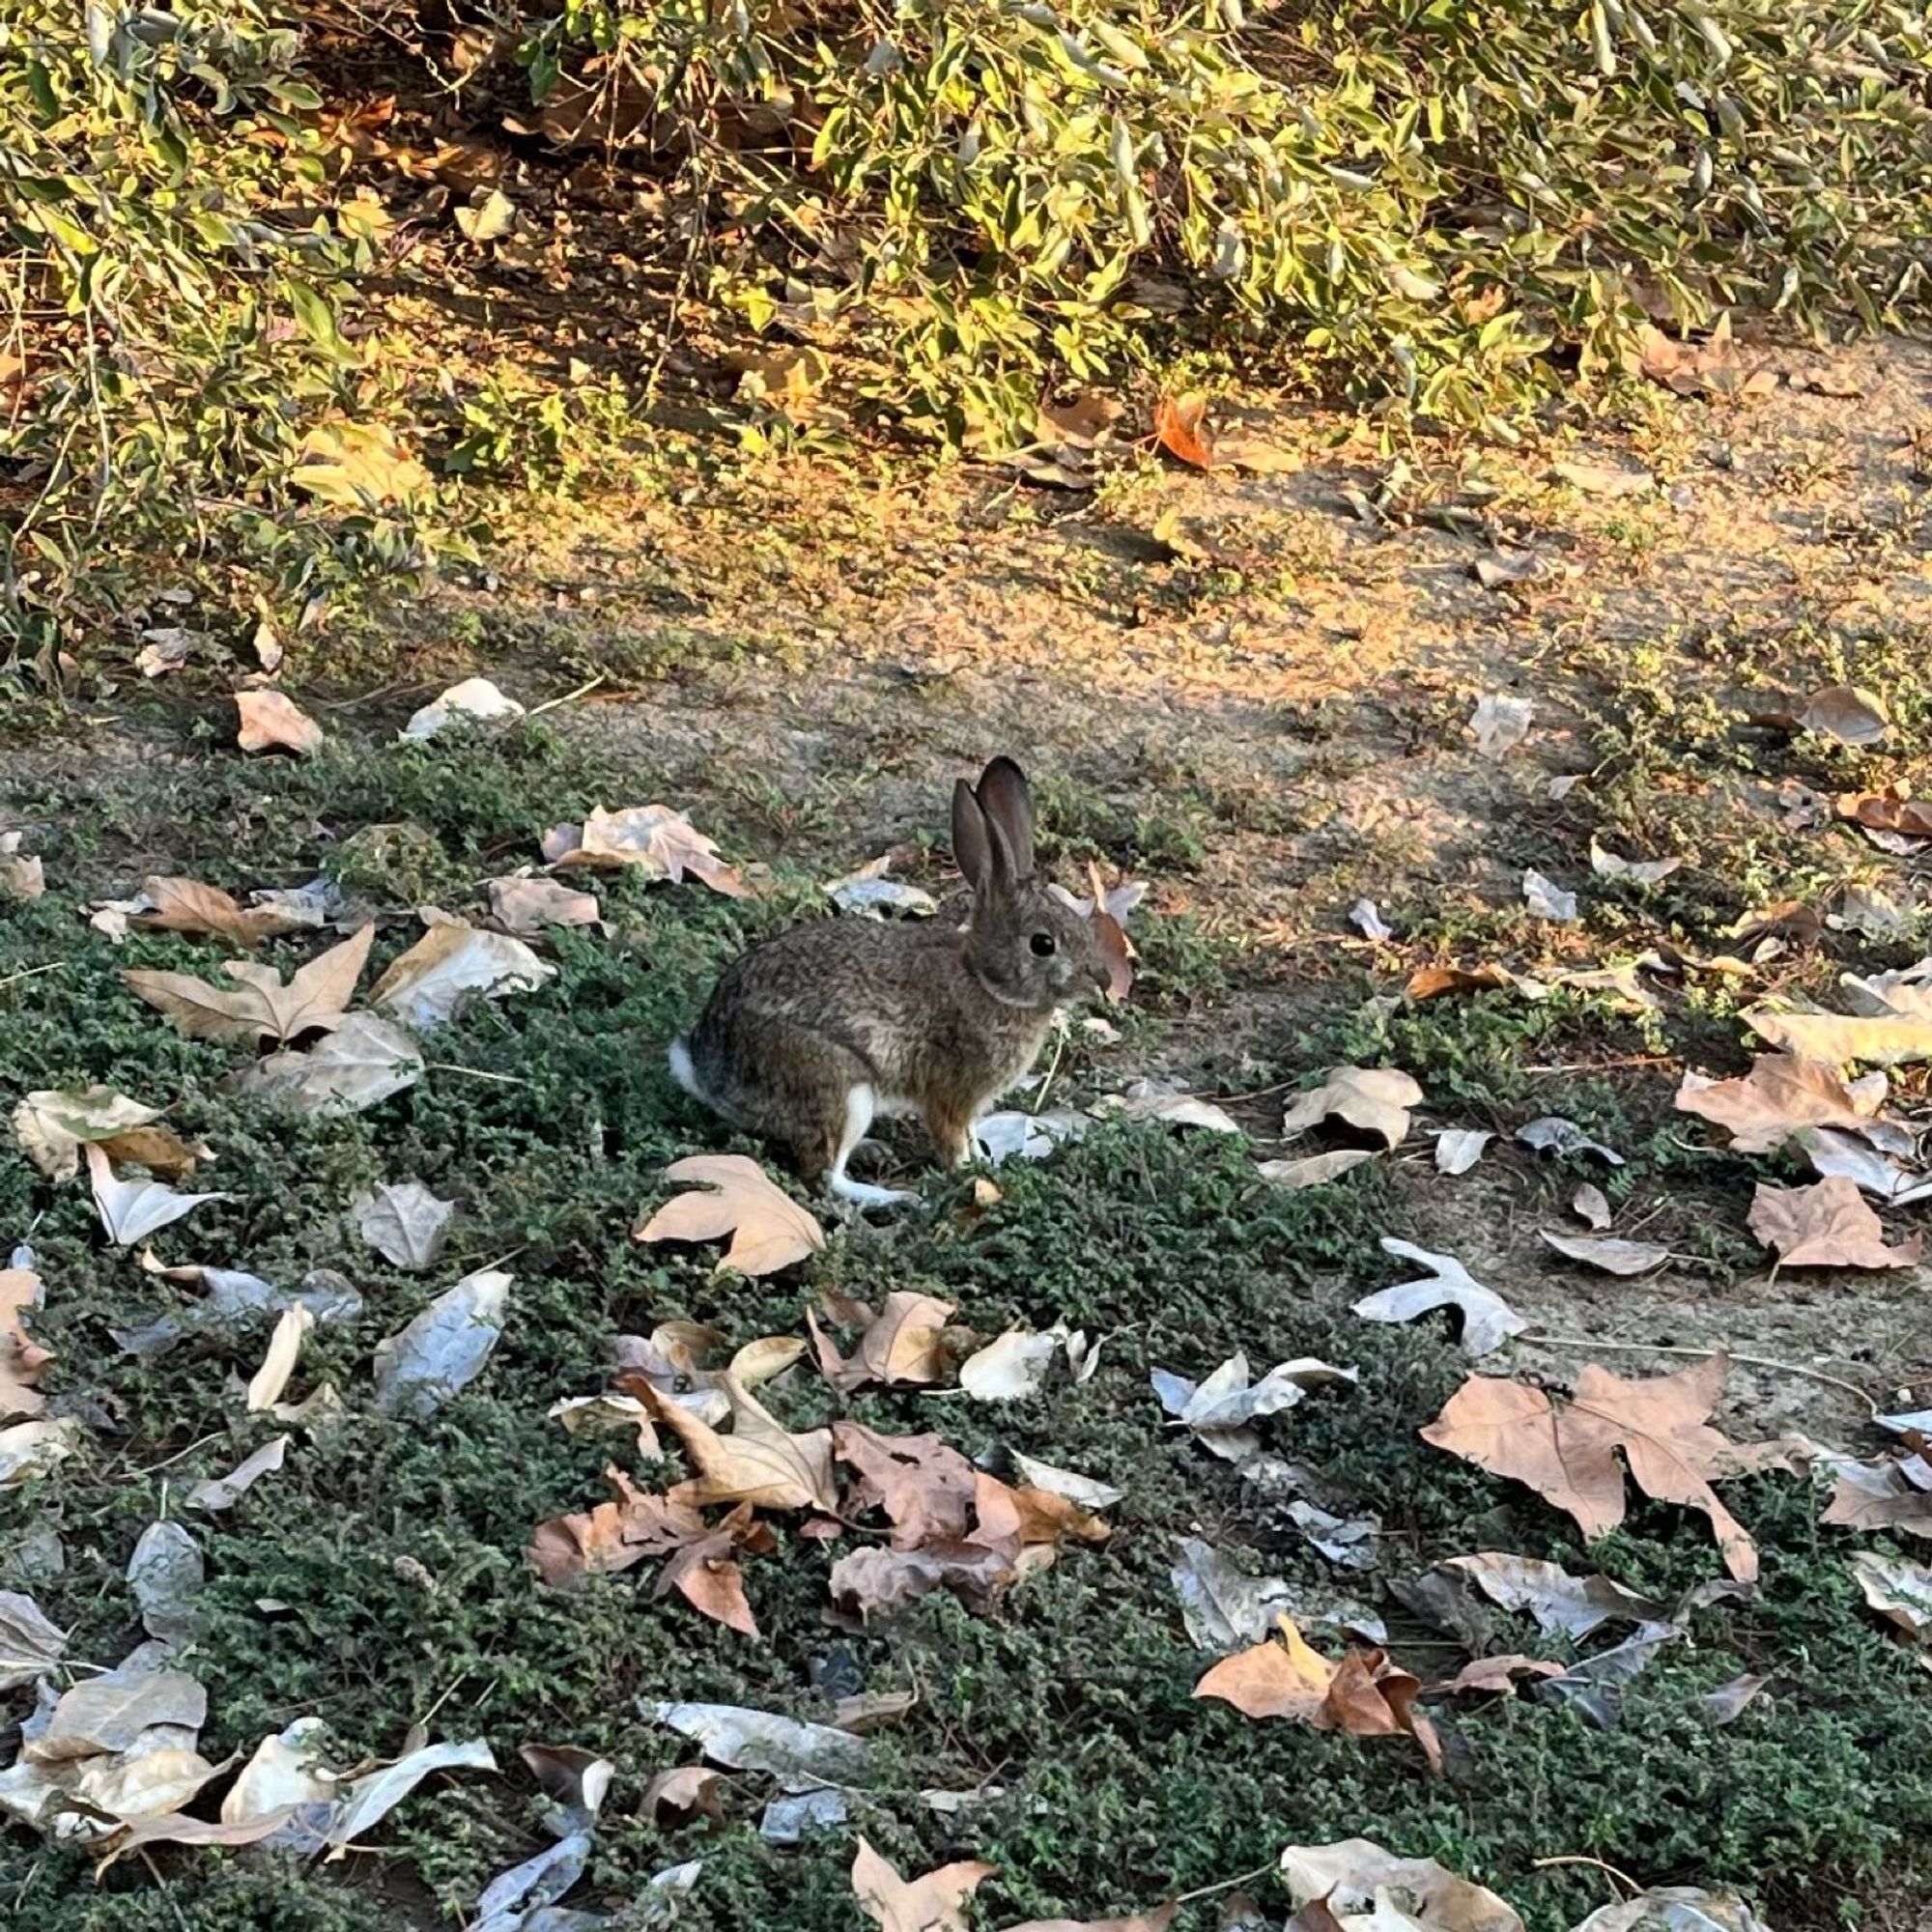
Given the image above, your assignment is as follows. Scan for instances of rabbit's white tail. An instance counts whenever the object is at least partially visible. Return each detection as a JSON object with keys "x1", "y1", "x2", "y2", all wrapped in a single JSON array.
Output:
[{"x1": 667, "y1": 1037, "x2": 704, "y2": 1101}]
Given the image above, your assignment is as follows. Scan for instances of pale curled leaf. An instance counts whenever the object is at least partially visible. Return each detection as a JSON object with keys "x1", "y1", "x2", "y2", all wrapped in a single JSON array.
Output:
[
  {"x1": 851, "y1": 1836, "x2": 995, "y2": 1932},
  {"x1": 1281, "y1": 1066, "x2": 1423, "y2": 1150},
  {"x1": 1435, "y1": 1128, "x2": 1492, "y2": 1176},
  {"x1": 487, "y1": 875, "x2": 604, "y2": 935},
  {"x1": 1539, "y1": 1230, "x2": 1671, "y2": 1276},
  {"x1": 353, "y1": 1181, "x2": 454, "y2": 1269},
  {"x1": 14, "y1": 1087, "x2": 163, "y2": 1182},
  {"x1": 643, "y1": 1699, "x2": 873, "y2": 1788},
  {"x1": 369, "y1": 921, "x2": 555, "y2": 1030},
  {"x1": 372, "y1": 1270, "x2": 512, "y2": 1418},
  {"x1": 186, "y1": 1435, "x2": 290, "y2": 1511},
  {"x1": 246, "y1": 1305, "x2": 314, "y2": 1411},
  {"x1": 1257, "y1": 1150, "x2": 1376, "y2": 1190},
  {"x1": 1279, "y1": 1839, "x2": 1524, "y2": 1932},
  {"x1": 1468, "y1": 694, "x2": 1534, "y2": 760},
  {"x1": 234, "y1": 690, "x2": 323, "y2": 754},
  {"x1": 958, "y1": 1324, "x2": 1066, "y2": 1402},
  {"x1": 87, "y1": 1145, "x2": 229, "y2": 1247},
  {"x1": 235, "y1": 1011, "x2": 424, "y2": 1114},
  {"x1": 543, "y1": 803, "x2": 746, "y2": 896},
  {"x1": 325, "y1": 1738, "x2": 498, "y2": 1848},
  {"x1": 1441, "y1": 1553, "x2": 1667, "y2": 1639},
  {"x1": 1355, "y1": 1240, "x2": 1527, "y2": 1356},
  {"x1": 401, "y1": 676, "x2": 524, "y2": 740}
]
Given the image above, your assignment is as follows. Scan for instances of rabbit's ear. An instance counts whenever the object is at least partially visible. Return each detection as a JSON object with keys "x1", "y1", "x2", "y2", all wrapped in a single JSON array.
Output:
[
  {"x1": 975, "y1": 756, "x2": 1035, "y2": 877},
  {"x1": 952, "y1": 777, "x2": 993, "y2": 892}
]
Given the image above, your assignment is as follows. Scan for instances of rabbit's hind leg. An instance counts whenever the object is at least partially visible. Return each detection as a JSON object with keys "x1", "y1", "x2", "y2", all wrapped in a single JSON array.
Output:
[{"x1": 826, "y1": 1082, "x2": 917, "y2": 1208}]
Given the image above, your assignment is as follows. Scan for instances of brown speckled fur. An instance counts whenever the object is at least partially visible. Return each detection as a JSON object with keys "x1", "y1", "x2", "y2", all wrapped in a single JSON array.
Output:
[{"x1": 676, "y1": 759, "x2": 1110, "y2": 1181}]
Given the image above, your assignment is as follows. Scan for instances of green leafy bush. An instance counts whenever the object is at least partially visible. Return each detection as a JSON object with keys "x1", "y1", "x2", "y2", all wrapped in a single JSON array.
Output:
[{"x1": 5, "y1": 0, "x2": 1930, "y2": 658}]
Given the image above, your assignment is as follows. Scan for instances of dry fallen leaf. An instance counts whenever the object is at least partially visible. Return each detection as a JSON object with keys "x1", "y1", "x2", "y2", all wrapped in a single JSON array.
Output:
[
  {"x1": 1354, "y1": 1240, "x2": 1526, "y2": 1357},
  {"x1": 1572, "y1": 1182, "x2": 1613, "y2": 1229},
  {"x1": 1428, "y1": 1654, "x2": 1564, "y2": 1695},
  {"x1": 1434, "y1": 1129, "x2": 1492, "y2": 1176},
  {"x1": 486, "y1": 875, "x2": 604, "y2": 935},
  {"x1": 643, "y1": 1697, "x2": 874, "y2": 1788},
  {"x1": 126, "y1": 924, "x2": 376, "y2": 1045},
  {"x1": 1422, "y1": 1354, "x2": 1761, "y2": 1580},
  {"x1": 1588, "y1": 838, "x2": 1682, "y2": 885},
  {"x1": 645, "y1": 1374, "x2": 837, "y2": 1514},
  {"x1": 1521, "y1": 869, "x2": 1578, "y2": 923},
  {"x1": 0, "y1": 1589, "x2": 66, "y2": 1690},
  {"x1": 1745, "y1": 1006, "x2": 1932, "y2": 1068},
  {"x1": 246, "y1": 1305, "x2": 314, "y2": 1411},
  {"x1": 186, "y1": 1435, "x2": 290, "y2": 1511},
  {"x1": 1794, "y1": 683, "x2": 1889, "y2": 747},
  {"x1": 637, "y1": 1155, "x2": 825, "y2": 1277},
  {"x1": 87, "y1": 1145, "x2": 229, "y2": 1247},
  {"x1": 1819, "y1": 1452, "x2": 1932, "y2": 1540},
  {"x1": 1193, "y1": 1616, "x2": 1442, "y2": 1772},
  {"x1": 235, "y1": 1012, "x2": 425, "y2": 1114},
  {"x1": 352, "y1": 1181, "x2": 454, "y2": 1270},
  {"x1": 958, "y1": 1323, "x2": 1066, "y2": 1402},
  {"x1": 1747, "y1": 1177, "x2": 1923, "y2": 1269},
  {"x1": 812, "y1": 1290, "x2": 956, "y2": 1393},
  {"x1": 1550, "y1": 457, "x2": 1653, "y2": 497},
  {"x1": 371, "y1": 1269, "x2": 512, "y2": 1418},
  {"x1": 0, "y1": 1264, "x2": 51, "y2": 1421},
  {"x1": 1837, "y1": 789, "x2": 1932, "y2": 841},
  {"x1": 1440, "y1": 1552, "x2": 1667, "y2": 1639},
  {"x1": 1406, "y1": 962, "x2": 1516, "y2": 1001},
  {"x1": 1570, "y1": 1889, "x2": 1772, "y2": 1932},
  {"x1": 14, "y1": 1087, "x2": 167, "y2": 1183},
  {"x1": 1849, "y1": 1549, "x2": 1932, "y2": 1652},
  {"x1": 543, "y1": 803, "x2": 746, "y2": 896},
  {"x1": 1007, "y1": 1909, "x2": 1177, "y2": 1932},
  {"x1": 529, "y1": 1466, "x2": 707, "y2": 1588},
  {"x1": 1278, "y1": 1839, "x2": 1525, "y2": 1932},
  {"x1": 400, "y1": 677, "x2": 525, "y2": 740},
  {"x1": 108, "y1": 876, "x2": 315, "y2": 947},
  {"x1": 0, "y1": 831, "x2": 44, "y2": 899},
  {"x1": 234, "y1": 690, "x2": 324, "y2": 755},
  {"x1": 1152, "y1": 392, "x2": 1215, "y2": 469},
  {"x1": 1539, "y1": 1230, "x2": 1671, "y2": 1276},
  {"x1": 1675, "y1": 1055, "x2": 1887, "y2": 1153},
  {"x1": 1257, "y1": 1150, "x2": 1377, "y2": 1190},
  {"x1": 852, "y1": 1837, "x2": 996, "y2": 1932},
  {"x1": 1468, "y1": 694, "x2": 1534, "y2": 760},
  {"x1": 1281, "y1": 1067, "x2": 1423, "y2": 1150},
  {"x1": 369, "y1": 921, "x2": 555, "y2": 1029}
]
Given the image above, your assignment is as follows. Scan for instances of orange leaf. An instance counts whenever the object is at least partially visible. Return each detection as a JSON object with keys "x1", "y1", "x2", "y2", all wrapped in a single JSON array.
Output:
[{"x1": 1153, "y1": 392, "x2": 1215, "y2": 470}]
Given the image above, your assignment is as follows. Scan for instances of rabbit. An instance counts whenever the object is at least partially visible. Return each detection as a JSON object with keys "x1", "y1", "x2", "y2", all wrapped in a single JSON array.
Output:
[{"x1": 668, "y1": 756, "x2": 1115, "y2": 1206}]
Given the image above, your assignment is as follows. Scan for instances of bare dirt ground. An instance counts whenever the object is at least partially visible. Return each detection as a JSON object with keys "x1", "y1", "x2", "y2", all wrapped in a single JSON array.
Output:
[{"x1": 406, "y1": 331, "x2": 1931, "y2": 1446}]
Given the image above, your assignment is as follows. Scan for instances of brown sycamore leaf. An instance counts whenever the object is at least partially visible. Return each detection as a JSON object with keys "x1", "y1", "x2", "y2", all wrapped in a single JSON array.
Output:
[
  {"x1": 1279, "y1": 1841, "x2": 1525, "y2": 1932},
  {"x1": 1820, "y1": 1453, "x2": 1932, "y2": 1540},
  {"x1": 125, "y1": 924, "x2": 376, "y2": 1045},
  {"x1": 1, "y1": 1264, "x2": 53, "y2": 1421},
  {"x1": 1747, "y1": 1177, "x2": 1923, "y2": 1269},
  {"x1": 644, "y1": 1375, "x2": 837, "y2": 1513},
  {"x1": 234, "y1": 690, "x2": 324, "y2": 754},
  {"x1": 636, "y1": 1155, "x2": 824, "y2": 1277},
  {"x1": 114, "y1": 876, "x2": 312, "y2": 947},
  {"x1": 527, "y1": 1467, "x2": 706, "y2": 1587},
  {"x1": 852, "y1": 1836, "x2": 995, "y2": 1932},
  {"x1": 652, "y1": 1502, "x2": 775, "y2": 1638},
  {"x1": 1675, "y1": 1056, "x2": 1886, "y2": 1153},
  {"x1": 1421, "y1": 1355, "x2": 1761, "y2": 1580},
  {"x1": 641, "y1": 1764, "x2": 726, "y2": 1827},
  {"x1": 542, "y1": 804, "x2": 746, "y2": 896},
  {"x1": 812, "y1": 1291, "x2": 956, "y2": 1393},
  {"x1": 1193, "y1": 1616, "x2": 1442, "y2": 1772},
  {"x1": 1745, "y1": 1007, "x2": 1932, "y2": 1067},
  {"x1": 1838, "y1": 789, "x2": 1932, "y2": 841},
  {"x1": 833, "y1": 1422, "x2": 979, "y2": 1548}
]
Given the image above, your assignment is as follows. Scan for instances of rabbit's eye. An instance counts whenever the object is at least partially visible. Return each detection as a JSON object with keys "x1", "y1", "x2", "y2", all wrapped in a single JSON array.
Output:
[{"x1": 1029, "y1": 931, "x2": 1056, "y2": 957}]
